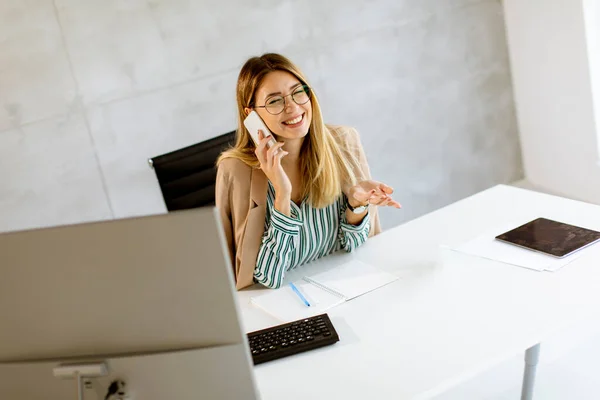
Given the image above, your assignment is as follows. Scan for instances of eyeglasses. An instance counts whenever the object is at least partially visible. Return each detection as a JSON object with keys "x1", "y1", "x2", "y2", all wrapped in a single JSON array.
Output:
[{"x1": 252, "y1": 85, "x2": 311, "y2": 115}]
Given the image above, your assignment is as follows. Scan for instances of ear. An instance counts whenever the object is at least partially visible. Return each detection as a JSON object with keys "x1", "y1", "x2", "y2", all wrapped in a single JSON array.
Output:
[{"x1": 244, "y1": 107, "x2": 252, "y2": 116}]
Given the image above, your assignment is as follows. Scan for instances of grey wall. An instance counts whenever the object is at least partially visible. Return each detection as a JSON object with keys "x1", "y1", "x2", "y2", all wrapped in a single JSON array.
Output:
[{"x1": 0, "y1": 0, "x2": 522, "y2": 232}]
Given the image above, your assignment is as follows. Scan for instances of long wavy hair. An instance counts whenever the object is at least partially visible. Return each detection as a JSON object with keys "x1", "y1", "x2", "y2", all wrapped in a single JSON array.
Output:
[{"x1": 217, "y1": 53, "x2": 358, "y2": 208}]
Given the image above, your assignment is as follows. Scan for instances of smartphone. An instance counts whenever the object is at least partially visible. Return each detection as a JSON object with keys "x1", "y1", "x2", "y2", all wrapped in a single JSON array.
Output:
[{"x1": 243, "y1": 111, "x2": 277, "y2": 148}]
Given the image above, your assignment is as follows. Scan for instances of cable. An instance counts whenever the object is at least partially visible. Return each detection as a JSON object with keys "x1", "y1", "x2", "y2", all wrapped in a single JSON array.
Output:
[{"x1": 104, "y1": 380, "x2": 126, "y2": 400}]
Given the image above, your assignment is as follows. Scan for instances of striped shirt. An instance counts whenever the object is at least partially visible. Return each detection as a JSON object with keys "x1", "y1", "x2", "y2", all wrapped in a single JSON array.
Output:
[{"x1": 254, "y1": 181, "x2": 371, "y2": 288}]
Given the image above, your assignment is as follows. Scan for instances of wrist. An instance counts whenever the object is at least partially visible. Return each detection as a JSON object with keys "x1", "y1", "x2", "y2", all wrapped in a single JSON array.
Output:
[
  {"x1": 347, "y1": 198, "x2": 367, "y2": 208},
  {"x1": 347, "y1": 202, "x2": 369, "y2": 215},
  {"x1": 345, "y1": 203, "x2": 368, "y2": 225},
  {"x1": 347, "y1": 192, "x2": 368, "y2": 208},
  {"x1": 273, "y1": 185, "x2": 291, "y2": 198},
  {"x1": 274, "y1": 193, "x2": 292, "y2": 217},
  {"x1": 274, "y1": 190, "x2": 291, "y2": 203}
]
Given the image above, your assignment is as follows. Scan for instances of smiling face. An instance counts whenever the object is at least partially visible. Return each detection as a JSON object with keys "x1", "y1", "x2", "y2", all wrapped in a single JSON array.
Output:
[{"x1": 251, "y1": 70, "x2": 312, "y2": 141}]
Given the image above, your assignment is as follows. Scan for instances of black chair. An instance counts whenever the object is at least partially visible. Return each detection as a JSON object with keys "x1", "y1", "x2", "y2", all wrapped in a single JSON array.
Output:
[{"x1": 148, "y1": 131, "x2": 236, "y2": 211}]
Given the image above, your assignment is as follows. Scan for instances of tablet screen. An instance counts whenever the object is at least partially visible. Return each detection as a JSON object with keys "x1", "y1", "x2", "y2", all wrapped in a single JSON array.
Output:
[{"x1": 495, "y1": 217, "x2": 600, "y2": 258}]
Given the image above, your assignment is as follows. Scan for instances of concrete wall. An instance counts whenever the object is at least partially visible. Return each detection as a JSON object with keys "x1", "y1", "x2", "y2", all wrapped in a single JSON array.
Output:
[{"x1": 0, "y1": 0, "x2": 522, "y2": 232}]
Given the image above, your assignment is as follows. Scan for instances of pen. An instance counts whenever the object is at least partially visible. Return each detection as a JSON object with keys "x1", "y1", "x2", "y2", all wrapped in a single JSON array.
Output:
[{"x1": 289, "y1": 283, "x2": 311, "y2": 307}]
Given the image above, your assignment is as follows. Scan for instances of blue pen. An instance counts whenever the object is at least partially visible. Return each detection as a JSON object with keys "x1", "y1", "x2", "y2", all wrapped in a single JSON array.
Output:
[{"x1": 289, "y1": 283, "x2": 311, "y2": 307}]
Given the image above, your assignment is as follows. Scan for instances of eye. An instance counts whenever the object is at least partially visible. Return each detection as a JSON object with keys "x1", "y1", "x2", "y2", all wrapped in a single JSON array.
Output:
[{"x1": 267, "y1": 97, "x2": 283, "y2": 106}]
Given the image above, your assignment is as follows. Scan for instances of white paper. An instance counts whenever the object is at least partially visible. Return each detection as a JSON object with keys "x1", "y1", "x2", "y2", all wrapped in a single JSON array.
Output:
[
  {"x1": 305, "y1": 260, "x2": 399, "y2": 300},
  {"x1": 250, "y1": 260, "x2": 399, "y2": 321},
  {"x1": 452, "y1": 223, "x2": 583, "y2": 272},
  {"x1": 250, "y1": 281, "x2": 344, "y2": 323}
]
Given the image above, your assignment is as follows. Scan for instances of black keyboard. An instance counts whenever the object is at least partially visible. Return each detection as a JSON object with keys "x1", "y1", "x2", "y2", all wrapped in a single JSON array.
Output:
[{"x1": 247, "y1": 313, "x2": 339, "y2": 365}]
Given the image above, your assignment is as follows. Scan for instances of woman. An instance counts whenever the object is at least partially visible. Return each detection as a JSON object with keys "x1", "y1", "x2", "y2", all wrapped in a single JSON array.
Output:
[{"x1": 216, "y1": 53, "x2": 401, "y2": 290}]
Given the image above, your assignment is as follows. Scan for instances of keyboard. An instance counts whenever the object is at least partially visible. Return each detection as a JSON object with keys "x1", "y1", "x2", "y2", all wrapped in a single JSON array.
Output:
[{"x1": 247, "y1": 313, "x2": 339, "y2": 365}]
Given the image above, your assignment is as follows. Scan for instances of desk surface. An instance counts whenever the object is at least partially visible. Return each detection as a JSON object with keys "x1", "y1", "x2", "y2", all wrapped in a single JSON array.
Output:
[{"x1": 236, "y1": 185, "x2": 600, "y2": 400}]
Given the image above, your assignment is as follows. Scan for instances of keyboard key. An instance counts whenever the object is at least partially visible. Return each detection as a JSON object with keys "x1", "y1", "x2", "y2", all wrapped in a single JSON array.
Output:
[{"x1": 247, "y1": 314, "x2": 339, "y2": 365}]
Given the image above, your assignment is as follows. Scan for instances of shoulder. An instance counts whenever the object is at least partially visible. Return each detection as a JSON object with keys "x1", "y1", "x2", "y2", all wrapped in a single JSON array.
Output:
[
  {"x1": 217, "y1": 157, "x2": 253, "y2": 184},
  {"x1": 326, "y1": 124, "x2": 363, "y2": 149}
]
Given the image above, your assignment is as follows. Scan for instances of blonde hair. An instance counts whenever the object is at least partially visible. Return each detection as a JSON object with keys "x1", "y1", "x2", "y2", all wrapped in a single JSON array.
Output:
[{"x1": 217, "y1": 53, "x2": 358, "y2": 208}]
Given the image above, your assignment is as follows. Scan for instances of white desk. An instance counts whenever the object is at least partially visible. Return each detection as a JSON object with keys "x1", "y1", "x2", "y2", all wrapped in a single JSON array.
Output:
[{"x1": 237, "y1": 185, "x2": 600, "y2": 399}]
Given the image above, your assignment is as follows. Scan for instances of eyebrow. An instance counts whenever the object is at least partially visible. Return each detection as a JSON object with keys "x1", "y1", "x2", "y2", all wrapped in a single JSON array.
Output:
[{"x1": 265, "y1": 83, "x2": 303, "y2": 98}]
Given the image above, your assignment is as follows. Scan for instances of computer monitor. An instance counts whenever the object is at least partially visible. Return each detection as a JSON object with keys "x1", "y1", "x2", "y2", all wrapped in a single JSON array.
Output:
[{"x1": 0, "y1": 207, "x2": 259, "y2": 400}]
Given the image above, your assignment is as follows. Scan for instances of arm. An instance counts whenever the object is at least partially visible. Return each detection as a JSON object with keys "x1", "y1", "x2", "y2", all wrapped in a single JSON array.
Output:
[
  {"x1": 215, "y1": 162, "x2": 235, "y2": 269},
  {"x1": 338, "y1": 196, "x2": 371, "y2": 253},
  {"x1": 253, "y1": 207, "x2": 303, "y2": 289},
  {"x1": 349, "y1": 127, "x2": 384, "y2": 236},
  {"x1": 252, "y1": 130, "x2": 299, "y2": 288}
]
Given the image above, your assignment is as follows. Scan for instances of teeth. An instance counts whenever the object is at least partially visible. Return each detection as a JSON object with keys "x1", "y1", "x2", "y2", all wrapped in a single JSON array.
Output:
[{"x1": 283, "y1": 114, "x2": 303, "y2": 125}]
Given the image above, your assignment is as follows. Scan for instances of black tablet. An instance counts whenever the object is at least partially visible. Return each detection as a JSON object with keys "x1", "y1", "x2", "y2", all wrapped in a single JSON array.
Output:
[{"x1": 495, "y1": 217, "x2": 600, "y2": 258}]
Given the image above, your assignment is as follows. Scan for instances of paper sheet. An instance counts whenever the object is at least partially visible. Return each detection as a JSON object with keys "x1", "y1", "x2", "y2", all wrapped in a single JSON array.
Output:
[
  {"x1": 250, "y1": 260, "x2": 399, "y2": 322},
  {"x1": 452, "y1": 224, "x2": 583, "y2": 272},
  {"x1": 305, "y1": 260, "x2": 399, "y2": 300},
  {"x1": 250, "y1": 281, "x2": 344, "y2": 323}
]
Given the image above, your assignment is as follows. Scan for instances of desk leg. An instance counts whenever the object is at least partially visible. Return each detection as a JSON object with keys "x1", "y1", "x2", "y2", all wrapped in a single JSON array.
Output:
[{"x1": 521, "y1": 343, "x2": 541, "y2": 400}]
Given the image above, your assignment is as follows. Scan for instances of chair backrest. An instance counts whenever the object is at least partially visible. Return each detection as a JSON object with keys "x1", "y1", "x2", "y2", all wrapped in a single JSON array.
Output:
[{"x1": 149, "y1": 131, "x2": 236, "y2": 211}]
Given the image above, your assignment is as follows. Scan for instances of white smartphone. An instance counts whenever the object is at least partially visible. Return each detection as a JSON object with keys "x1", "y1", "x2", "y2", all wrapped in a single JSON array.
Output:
[{"x1": 243, "y1": 110, "x2": 277, "y2": 148}]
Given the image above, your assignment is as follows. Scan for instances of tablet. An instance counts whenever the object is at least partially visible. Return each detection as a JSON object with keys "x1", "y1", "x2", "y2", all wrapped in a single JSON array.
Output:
[{"x1": 495, "y1": 217, "x2": 600, "y2": 258}]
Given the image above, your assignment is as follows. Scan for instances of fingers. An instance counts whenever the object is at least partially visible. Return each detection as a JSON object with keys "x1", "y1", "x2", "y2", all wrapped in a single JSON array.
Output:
[
  {"x1": 390, "y1": 201, "x2": 402, "y2": 209},
  {"x1": 267, "y1": 142, "x2": 286, "y2": 168},
  {"x1": 369, "y1": 196, "x2": 389, "y2": 206},
  {"x1": 368, "y1": 192, "x2": 402, "y2": 208},
  {"x1": 378, "y1": 183, "x2": 394, "y2": 194},
  {"x1": 254, "y1": 130, "x2": 267, "y2": 163},
  {"x1": 254, "y1": 130, "x2": 277, "y2": 165},
  {"x1": 351, "y1": 188, "x2": 375, "y2": 204},
  {"x1": 360, "y1": 180, "x2": 393, "y2": 195},
  {"x1": 272, "y1": 147, "x2": 289, "y2": 169},
  {"x1": 351, "y1": 180, "x2": 401, "y2": 208},
  {"x1": 256, "y1": 130, "x2": 274, "y2": 149},
  {"x1": 367, "y1": 188, "x2": 387, "y2": 204}
]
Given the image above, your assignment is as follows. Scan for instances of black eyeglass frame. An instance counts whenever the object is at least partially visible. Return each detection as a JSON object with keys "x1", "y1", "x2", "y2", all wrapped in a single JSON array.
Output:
[{"x1": 250, "y1": 84, "x2": 312, "y2": 115}]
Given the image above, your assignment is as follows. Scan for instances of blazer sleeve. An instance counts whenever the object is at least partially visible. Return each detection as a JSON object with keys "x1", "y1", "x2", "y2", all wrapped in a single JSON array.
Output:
[
  {"x1": 215, "y1": 160, "x2": 235, "y2": 271},
  {"x1": 215, "y1": 158, "x2": 254, "y2": 282}
]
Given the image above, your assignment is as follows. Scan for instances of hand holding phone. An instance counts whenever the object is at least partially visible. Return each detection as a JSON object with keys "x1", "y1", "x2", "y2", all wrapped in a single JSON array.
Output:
[
  {"x1": 244, "y1": 111, "x2": 277, "y2": 148},
  {"x1": 245, "y1": 112, "x2": 290, "y2": 199}
]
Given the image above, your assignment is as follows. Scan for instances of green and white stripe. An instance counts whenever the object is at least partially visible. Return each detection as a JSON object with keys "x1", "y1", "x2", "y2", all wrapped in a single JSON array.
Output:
[{"x1": 254, "y1": 181, "x2": 370, "y2": 288}]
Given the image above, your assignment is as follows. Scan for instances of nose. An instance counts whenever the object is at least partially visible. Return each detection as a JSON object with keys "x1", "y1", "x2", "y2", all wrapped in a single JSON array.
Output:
[{"x1": 283, "y1": 97, "x2": 300, "y2": 113}]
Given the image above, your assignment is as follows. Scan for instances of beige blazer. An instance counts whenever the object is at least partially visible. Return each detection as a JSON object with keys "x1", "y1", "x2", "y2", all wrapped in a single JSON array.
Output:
[{"x1": 215, "y1": 125, "x2": 382, "y2": 290}]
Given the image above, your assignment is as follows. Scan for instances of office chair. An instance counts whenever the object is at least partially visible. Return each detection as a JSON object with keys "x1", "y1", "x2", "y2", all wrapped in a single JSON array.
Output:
[{"x1": 148, "y1": 131, "x2": 236, "y2": 211}]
